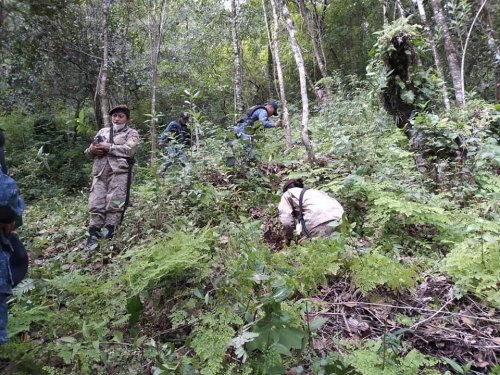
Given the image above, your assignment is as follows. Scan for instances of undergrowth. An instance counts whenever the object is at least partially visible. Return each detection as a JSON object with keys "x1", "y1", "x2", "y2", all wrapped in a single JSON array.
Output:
[{"x1": 1, "y1": 78, "x2": 498, "y2": 374}]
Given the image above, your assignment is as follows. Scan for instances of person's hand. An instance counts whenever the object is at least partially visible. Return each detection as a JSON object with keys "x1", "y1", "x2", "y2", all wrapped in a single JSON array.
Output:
[
  {"x1": 98, "y1": 142, "x2": 111, "y2": 152},
  {"x1": 275, "y1": 119, "x2": 283, "y2": 127},
  {"x1": 90, "y1": 143, "x2": 108, "y2": 156}
]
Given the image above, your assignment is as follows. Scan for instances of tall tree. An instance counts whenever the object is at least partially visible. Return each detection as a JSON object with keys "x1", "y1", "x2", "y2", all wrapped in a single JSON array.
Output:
[
  {"x1": 416, "y1": 0, "x2": 451, "y2": 111},
  {"x1": 395, "y1": 0, "x2": 405, "y2": 18},
  {"x1": 310, "y1": 0, "x2": 332, "y2": 74},
  {"x1": 269, "y1": 0, "x2": 292, "y2": 148},
  {"x1": 282, "y1": 0, "x2": 315, "y2": 165},
  {"x1": 145, "y1": 0, "x2": 169, "y2": 165},
  {"x1": 261, "y1": 0, "x2": 277, "y2": 99},
  {"x1": 231, "y1": 0, "x2": 243, "y2": 114},
  {"x1": 382, "y1": 0, "x2": 389, "y2": 26},
  {"x1": 461, "y1": 0, "x2": 488, "y2": 106},
  {"x1": 429, "y1": 0, "x2": 465, "y2": 106},
  {"x1": 96, "y1": 0, "x2": 111, "y2": 128},
  {"x1": 480, "y1": 1, "x2": 499, "y2": 101},
  {"x1": 297, "y1": 0, "x2": 328, "y2": 79}
]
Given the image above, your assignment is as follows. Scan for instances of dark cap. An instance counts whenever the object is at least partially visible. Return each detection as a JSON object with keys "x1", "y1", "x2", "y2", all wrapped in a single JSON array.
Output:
[
  {"x1": 180, "y1": 112, "x2": 190, "y2": 119},
  {"x1": 109, "y1": 104, "x2": 130, "y2": 119},
  {"x1": 267, "y1": 100, "x2": 279, "y2": 116}
]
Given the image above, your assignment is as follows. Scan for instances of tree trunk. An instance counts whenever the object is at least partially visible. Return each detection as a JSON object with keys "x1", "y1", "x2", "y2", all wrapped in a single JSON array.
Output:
[
  {"x1": 97, "y1": 0, "x2": 111, "y2": 129},
  {"x1": 311, "y1": 0, "x2": 331, "y2": 73},
  {"x1": 150, "y1": 42, "x2": 159, "y2": 166},
  {"x1": 480, "y1": 1, "x2": 499, "y2": 101},
  {"x1": 270, "y1": 0, "x2": 292, "y2": 149},
  {"x1": 297, "y1": 1, "x2": 328, "y2": 79},
  {"x1": 231, "y1": 0, "x2": 243, "y2": 115},
  {"x1": 382, "y1": 0, "x2": 389, "y2": 26},
  {"x1": 461, "y1": 0, "x2": 488, "y2": 106},
  {"x1": 416, "y1": 0, "x2": 451, "y2": 111},
  {"x1": 282, "y1": 0, "x2": 315, "y2": 165},
  {"x1": 261, "y1": 0, "x2": 278, "y2": 98},
  {"x1": 396, "y1": 0, "x2": 405, "y2": 18},
  {"x1": 147, "y1": 0, "x2": 168, "y2": 166},
  {"x1": 429, "y1": 0, "x2": 465, "y2": 106}
]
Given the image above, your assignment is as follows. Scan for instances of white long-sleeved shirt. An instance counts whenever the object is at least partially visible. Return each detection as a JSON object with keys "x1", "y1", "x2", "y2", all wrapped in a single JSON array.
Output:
[{"x1": 278, "y1": 187, "x2": 344, "y2": 232}]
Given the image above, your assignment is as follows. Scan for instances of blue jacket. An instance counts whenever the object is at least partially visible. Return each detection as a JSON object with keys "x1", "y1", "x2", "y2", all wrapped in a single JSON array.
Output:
[
  {"x1": 237, "y1": 106, "x2": 276, "y2": 129},
  {"x1": 0, "y1": 232, "x2": 28, "y2": 292},
  {"x1": 159, "y1": 120, "x2": 192, "y2": 146}
]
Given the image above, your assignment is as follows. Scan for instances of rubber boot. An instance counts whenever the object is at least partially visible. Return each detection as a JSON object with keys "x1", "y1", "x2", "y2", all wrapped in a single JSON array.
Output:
[
  {"x1": 104, "y1": 225, "x2": 115, "y2": 240},
  {"x1": 85, "y1": 226, "x2": 101, "y2": 252}
]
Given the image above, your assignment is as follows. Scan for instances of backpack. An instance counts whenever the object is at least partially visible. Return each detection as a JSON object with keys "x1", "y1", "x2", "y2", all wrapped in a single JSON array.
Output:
[{"x1": 236, "y1": 105, "x2": 267, "y2": 125}]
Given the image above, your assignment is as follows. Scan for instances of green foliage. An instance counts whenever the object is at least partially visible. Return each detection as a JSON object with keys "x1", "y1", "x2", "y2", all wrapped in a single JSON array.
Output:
[
  {"x1": 1, "y1": 111, "x2": 93, "y2": 196},
  {"x1": 441, "y1": 223, "x2": 500, "y2": 307},
  {"x1": 345, "y1": 341, "x2": 438, "y2": 375},
  {"x1": 190, "y1": 307, "x2": 242, "y2": 375},
  {"x1": 4, "y1": 61, "x2": 498, "y2": 375},
  {"x1": 367, "y1": 18, "x2": 434, "y2": 102},
  {"x1": 441, "y1": 357, "x2": 473, "y2": 375},
  {"x1": 349, "y1": 251, "x2": 417, "y2": 294},
  {"x1": 191, "y1": 324, "x2": 235, "y2": 375},
  {"x1": 121, "y1": 230, "x2": 213, "y2": 294},
  {"x1": 284, "y1": 237, "x2": 347, "y2": 295}
]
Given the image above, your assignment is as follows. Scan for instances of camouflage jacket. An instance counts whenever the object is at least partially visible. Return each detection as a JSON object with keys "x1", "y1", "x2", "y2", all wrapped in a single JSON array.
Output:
[{"x1": 84, "y1": 125, "x2": 139, "y2": 176}]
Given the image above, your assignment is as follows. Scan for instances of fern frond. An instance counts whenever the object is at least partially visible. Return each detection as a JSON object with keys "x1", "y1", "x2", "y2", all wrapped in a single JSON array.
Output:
[{"x1": 13, "y1": 278, "x2": 35, "y2": 296}]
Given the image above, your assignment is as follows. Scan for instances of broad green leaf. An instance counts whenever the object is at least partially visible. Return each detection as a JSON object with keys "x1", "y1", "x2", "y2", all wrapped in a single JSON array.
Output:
[{"x1": 309, "y1": 316, "x2": 328, "y2": 332}]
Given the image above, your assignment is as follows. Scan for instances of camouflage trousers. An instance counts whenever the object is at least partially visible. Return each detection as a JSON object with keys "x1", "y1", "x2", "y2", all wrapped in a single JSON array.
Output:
[
  {"x1": 162, "y1": 144, "x2": 189, "y2": 171},
  {"x1": 88, "y1": 162, "x2": 128, "y2": 228},
  {"x1": 308, "y1": 221, "x2": 337, "y2": 238}
]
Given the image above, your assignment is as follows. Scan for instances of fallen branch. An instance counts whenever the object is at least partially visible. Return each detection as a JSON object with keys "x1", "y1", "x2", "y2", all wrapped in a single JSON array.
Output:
[{"x1": 320, "y1": 302, "x2": 500, "y2": 324}]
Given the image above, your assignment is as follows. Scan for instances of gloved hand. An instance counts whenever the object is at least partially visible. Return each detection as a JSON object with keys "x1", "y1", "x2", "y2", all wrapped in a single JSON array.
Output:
[{"x1": 275, "y1": 119, "x2": 283, "y2": 127}]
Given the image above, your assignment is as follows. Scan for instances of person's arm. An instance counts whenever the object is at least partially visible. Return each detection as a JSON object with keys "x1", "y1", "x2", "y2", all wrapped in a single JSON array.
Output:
[
  {"x1": 278, "y1": 192, "x2": 295, "y2": 241},
  {"x1": 84, "y1": 129, "x2": 106, "y2": 159},
  {"x1": 255, "y1": 108, "x2": 276, "y2": 128},
  {"x1": 158, "y1": 126, "x2": 170, "y2": 146},
  {"x1": 107, "y1": 129, "x2": 140, "y2": 158},
  {"x1": 164, "y1": 122, "x2": 181, "y2": 144}
]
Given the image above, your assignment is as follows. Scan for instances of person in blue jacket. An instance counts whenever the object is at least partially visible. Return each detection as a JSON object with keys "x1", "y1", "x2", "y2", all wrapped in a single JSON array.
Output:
[
  {"x1": 0, "y1": 147, "x2": 27, "y2": 344},
  {"x1": 233, "y1": 100, "x2": 282, "y2": 142},
  {"x1": 159, "y1": 112, "x2": 192, "y2": 174}
]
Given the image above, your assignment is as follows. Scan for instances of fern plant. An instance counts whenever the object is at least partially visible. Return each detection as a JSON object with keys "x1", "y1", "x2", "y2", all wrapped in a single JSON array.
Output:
[
  {"x1": 441, "y1": 224, "x2": 500, "y2": 307},
  {"x1": 349, "y1": 250, "x2": 417, "y2": 294}
]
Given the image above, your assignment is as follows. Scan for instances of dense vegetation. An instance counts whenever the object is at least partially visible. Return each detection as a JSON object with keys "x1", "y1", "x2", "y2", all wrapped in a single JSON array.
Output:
[{"x1": 0, "y1": 0, "x2": 499, "y2": 374}]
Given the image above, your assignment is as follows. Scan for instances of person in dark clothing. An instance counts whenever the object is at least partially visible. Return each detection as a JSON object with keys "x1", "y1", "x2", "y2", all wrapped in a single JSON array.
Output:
[
  {"x1": 0, "y1": 134, "x2": 27, "y2": 344},
  {"x1": 233, "y1": 100, "x2": 282, "y2": 142},
  {"x1": 159, "y1": 112, "x2": 192, "y2": 174}
]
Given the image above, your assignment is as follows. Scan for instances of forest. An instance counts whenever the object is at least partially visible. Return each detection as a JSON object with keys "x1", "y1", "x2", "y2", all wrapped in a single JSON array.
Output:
[{"x1": 0, "y1": 0, "x2": 499, "y2": 374}]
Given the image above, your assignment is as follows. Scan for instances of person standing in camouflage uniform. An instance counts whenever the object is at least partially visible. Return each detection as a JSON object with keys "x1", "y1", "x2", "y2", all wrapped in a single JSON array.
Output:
[{"x1": 84, "y1": 105, "x2": 139, "y2": 249}]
